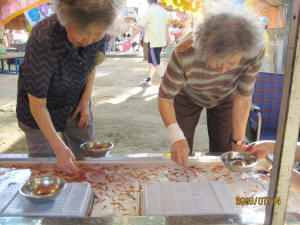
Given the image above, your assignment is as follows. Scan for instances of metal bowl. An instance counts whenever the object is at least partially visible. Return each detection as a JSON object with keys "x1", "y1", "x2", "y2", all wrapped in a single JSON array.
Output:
[
  {"x1": 80, "y1": 141, "x2": 113, "y2": 158},
  {"x1": 19, "y1": 177, "x2": 66, "y2": 203},
  {"x1": 221, "y1": 151, "x2": 257, "y2": 173}
]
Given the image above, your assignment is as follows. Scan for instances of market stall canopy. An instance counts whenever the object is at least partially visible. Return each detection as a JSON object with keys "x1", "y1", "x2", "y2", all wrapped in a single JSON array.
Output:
[
  {"x1": 4, "y1": 14, "x2": 26, "y2": 30},
  {"x1": 246, "y1": 0, "x2": 286, "y2": 29},
  {"x1": 159, "y1": 0, "x2": 285, "y2": 29},
  {"x1": 0, "y1": 0, "x2": 50, "y2": 25}
]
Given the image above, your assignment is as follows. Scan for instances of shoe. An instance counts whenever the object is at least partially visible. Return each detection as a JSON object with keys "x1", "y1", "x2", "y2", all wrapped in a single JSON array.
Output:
[{"x1": 140, "y1": 79, "x2": 152, "y2": 86}]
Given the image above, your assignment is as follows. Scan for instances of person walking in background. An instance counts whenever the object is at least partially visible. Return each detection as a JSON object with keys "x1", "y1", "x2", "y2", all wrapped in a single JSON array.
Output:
[
  {"x1": 139, "y1": 0, "x2": 169, "y2": 86},
  {"x1": 107, "y1": 33, "x2": 117, "y2": 52},
  {"x1": 158, "y1": 10, "x2": 265, "y2": 167},
  {"x1": 16, "y1": 0, "x2": 122, "y2": 174}
]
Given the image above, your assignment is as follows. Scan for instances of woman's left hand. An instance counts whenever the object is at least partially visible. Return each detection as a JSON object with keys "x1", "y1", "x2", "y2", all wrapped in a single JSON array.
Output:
[{"x1": 72, "y1": 100, "x2": 91, "y2": 128}]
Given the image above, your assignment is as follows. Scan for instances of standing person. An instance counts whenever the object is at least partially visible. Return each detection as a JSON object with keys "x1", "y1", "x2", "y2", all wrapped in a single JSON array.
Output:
[
  {"x1": 16, "y1": 0, "x2": 122, "y2": 174},
  {"x1": 107, "y1": 33, "x2": 117, "y2": 52},
  {"x1": 139, "y1": 0, "x2": 169, "y2": 86},
  {"x1": 158, "y1": 11, "x2": 265, "y2": 167}
]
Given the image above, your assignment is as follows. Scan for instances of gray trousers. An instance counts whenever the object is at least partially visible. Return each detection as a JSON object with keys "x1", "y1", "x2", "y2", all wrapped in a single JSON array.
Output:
[{"x1": 18, "y1": 110, "x2": 95, "y2": 157}]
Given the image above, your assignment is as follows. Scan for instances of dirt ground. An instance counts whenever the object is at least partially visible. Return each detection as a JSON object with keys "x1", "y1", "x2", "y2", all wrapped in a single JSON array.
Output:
[{"x1": 0, "y1": 57, "x2": 209, "y2": 155}]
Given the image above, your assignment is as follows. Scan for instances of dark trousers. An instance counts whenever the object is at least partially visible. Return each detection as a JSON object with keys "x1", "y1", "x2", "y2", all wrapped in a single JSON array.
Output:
[{"x1": 174, "y1": 94, "x2": 233, "y2": 154}]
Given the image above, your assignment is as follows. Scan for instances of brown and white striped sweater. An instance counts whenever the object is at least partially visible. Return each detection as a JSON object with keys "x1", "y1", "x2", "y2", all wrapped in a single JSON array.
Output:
[{"x1": 159, "y1": 33, "x2": 265, "y2": 108}]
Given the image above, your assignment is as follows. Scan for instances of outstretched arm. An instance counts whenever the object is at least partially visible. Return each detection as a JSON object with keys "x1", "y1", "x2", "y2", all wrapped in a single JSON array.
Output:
[
  {"x1": 246, "y1": 141, "x2": 300, "y2": 161},
  {"x1": 232, "y1": 93, "x2": 252, "y2": 151},
  {"x1": 29, "y1": 94, "x2": 78, "y2": 174},
  {"x1": 158, "y1": 98, "x2": 190, "y2": 167}
]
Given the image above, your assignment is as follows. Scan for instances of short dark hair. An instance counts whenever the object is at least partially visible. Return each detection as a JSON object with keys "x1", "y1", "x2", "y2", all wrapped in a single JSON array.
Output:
[{"x1": 147, "y1": 0, "x2": 158, "y2": 4}]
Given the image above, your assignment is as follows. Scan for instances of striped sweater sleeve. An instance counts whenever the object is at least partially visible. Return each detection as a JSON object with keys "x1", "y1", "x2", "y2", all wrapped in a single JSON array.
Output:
[
  {"x1": 159, "y1": 49, "x2": 186, "y2": 101},
  {"x1": 237, "y1": 49, "x2": 265, "y2": 97}
]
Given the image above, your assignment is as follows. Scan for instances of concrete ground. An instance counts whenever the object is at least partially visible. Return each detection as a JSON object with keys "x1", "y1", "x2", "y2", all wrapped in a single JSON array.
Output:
[{"x1": 0, "y1": 57, "x2": 209, "y2": 155}]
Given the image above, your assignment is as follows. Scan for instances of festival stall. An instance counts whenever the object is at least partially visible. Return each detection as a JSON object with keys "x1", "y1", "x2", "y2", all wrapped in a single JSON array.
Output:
[
  {"x1": 0, "y1": 0, "x2": 52, "y2": 73},
  {"x1": 0, "y1": 152, "x2": 299, "y2": 224},
  {"x1": 0, "y1": 0, "x2": 50, "y2": 25},
  {"x1": 158, "y1": 0, "x2": 203, "y2": 59},
  {"x1": 245, "y1": 0, "x2": 286, "y2": 30}
]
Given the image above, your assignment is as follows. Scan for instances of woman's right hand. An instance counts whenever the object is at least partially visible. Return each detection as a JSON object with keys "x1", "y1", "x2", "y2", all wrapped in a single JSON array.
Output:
[
  {"x1": 55, "y1": 145, "x2": 79, "y2": 174},
  {"x1": 170, "y1": 139, "x2": 190, "y2": 168},
  {"x1": 27, "y1": 94, "x2": 79, "y2": 174}
]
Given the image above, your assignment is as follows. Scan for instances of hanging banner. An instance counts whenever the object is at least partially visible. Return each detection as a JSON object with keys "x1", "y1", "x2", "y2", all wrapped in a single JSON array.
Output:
[
  {"x1": 160, "y1": 0, "x2": 204, "y2": 17},
  {"x1": 24, "y1": 3, "x2": 54, "y2": 27},
  {"x1": 0, "y1": 0, "x2": 50, "y2": 24}
]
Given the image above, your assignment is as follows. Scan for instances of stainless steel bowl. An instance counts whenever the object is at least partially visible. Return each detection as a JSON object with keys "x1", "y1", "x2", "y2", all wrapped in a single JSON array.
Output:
[
  {"x1": 19, "y1": 177, "x2": 66, "y2": 203},
  {"x1": 80, "y1": 141, "x2": 113, "y2": 158},
  {"x1": 221, "y1": 151, "x2": 257, "y2": 173}
]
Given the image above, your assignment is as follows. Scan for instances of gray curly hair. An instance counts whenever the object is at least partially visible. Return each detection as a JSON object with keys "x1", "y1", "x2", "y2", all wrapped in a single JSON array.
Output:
[
  {"x1": 194, "y1": 10, "x2": 265, "y2": 60},
  {"x1": 53, "y1": 0, "x2": 124, "y2": 31}
]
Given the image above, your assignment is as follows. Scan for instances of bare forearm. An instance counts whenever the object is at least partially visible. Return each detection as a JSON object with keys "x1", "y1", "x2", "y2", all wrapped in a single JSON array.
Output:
[
  {"x1": 80, "y1": 68, "x2": 96, "y2": 103},
  {"x1": 256, "y1": 140, "x2": 300, "y2": 158},
  {"x1": 232, "y1": 94, "x2": 252, "y2": 141},
  {"x1": 158, "y1": 98, "x2": 189, "y2": 166},
  {"x1": 295, "y1": 142, "x2": 300, "y2": 161},
  {"x1": 158, "y1": 98, "x2": 177, "y2": 127},
  {"x1": 29, "y1": 102, "x2": 64, "y2": 152},
  {"x1": 291, "y1": 169, "x2": 300, "y2": 192},
  {"x1": 28, "y1": 94, "x2": 78, "y2": 173},
  {"x1": 275, "y1": 142, "x2": 300, "y2": 161}
]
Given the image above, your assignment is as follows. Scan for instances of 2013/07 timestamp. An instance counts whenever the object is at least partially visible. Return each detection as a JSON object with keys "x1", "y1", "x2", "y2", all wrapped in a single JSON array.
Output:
[{"x1": 236, "y1": 197, "x2": 281, "y2": 205}]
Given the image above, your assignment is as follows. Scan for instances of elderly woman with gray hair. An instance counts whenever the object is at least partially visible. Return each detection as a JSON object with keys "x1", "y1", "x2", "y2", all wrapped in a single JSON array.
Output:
[
  {"x1": 158, "y1": 11, "x2": 265, "y2": 167},
  {"x1": 16, "y1": 0, "x2": 122, "y2": 174}
]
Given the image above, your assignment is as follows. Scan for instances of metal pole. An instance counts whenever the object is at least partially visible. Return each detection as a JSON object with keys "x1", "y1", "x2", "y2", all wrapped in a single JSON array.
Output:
[{"x1": 265, "y1": 0, "x2": 300, "y2": 224}]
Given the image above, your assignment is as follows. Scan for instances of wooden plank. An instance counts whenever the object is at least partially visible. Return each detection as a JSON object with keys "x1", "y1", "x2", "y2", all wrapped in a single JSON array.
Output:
[{"x1": 265, "y1": 0, "x2": 300, "y2": 224}]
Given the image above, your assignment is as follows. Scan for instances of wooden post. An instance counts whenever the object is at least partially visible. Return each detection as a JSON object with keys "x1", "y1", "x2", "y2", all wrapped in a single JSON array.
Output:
[{"x1": 265, "y1": 0, "x2": 300, "y2": 224}]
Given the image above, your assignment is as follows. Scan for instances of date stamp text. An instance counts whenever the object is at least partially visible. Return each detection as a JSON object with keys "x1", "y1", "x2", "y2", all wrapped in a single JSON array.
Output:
[{"x1": 236, "y1": 197, "x2": 281, "y2": 205}]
